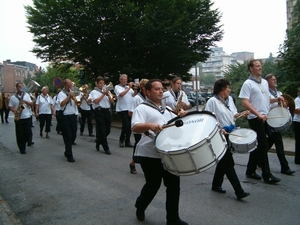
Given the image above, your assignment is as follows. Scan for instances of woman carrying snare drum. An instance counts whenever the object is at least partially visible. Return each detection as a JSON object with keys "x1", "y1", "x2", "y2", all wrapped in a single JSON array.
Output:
[{"x1": 205, "y1": 79, "x2": 250, "y2": 200}]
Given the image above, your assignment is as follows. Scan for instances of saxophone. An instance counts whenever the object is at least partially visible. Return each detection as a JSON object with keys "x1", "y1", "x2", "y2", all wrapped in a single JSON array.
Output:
[
  {"x1": 15, "y1": 93, "x2": 25, "y2": 121},
  {"x1": 174, "y1": 91, "x2": 183, "y2": 114}
]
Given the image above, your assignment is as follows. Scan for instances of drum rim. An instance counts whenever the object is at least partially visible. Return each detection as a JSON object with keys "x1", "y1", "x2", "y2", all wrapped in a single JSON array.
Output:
[{"x1": 167, "y1": 110, "x2": 216, "y2": 125}]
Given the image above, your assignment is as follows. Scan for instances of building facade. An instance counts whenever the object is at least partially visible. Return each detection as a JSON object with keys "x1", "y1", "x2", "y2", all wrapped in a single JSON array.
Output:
[{"x1": 287, "y1": 0, "x2": 298, "y2": 30}]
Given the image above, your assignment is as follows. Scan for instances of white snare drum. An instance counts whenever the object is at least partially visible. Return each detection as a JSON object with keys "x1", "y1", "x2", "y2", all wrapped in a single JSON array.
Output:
[
  {"x1": 228, "y1": 128, "x2": 257, "y2": 153},
  {"x1": 155, "y1": 111, "x2": 227, "y2": 176},
  {"x1": 267, "y1": 107, "x2": 292, "y2": 132}
]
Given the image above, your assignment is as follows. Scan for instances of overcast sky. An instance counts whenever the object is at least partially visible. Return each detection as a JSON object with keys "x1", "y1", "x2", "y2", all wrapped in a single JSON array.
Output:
[{"x1": 0, "y1": 0, "x2": 287, "y2": 69}]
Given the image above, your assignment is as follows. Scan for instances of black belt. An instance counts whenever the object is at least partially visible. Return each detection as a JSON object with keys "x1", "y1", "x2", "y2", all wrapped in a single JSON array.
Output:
[
  {"x1": 64, "y1": 114, "x2": 76, "y2": 116},
  {"x1": 95, "y1": 107, "x2": 110, "y2": 110}
]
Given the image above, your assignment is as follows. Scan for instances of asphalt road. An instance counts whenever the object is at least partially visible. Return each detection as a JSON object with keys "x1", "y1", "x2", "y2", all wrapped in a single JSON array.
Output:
[{"x1": 0, "y1": 115, "x2": 300, "y2": 225}]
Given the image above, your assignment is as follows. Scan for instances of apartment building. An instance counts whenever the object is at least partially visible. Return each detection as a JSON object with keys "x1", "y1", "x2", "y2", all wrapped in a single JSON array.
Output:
[
  {"x1": 0, "y1": 60, "x2": 38, "y2": 96},
  {"x1": 287, "y1": 0, "x2": 298, "y2": 29}
]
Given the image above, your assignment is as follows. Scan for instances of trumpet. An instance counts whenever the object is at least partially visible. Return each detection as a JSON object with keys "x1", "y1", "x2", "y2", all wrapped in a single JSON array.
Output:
[
  {"x1": 104, "y1": 82, "x2": 115, "y2": 99},
  {"x1": 79, "y1": 85, "x2": 91, "y2": 105},
  {"x1": 70, "y1": 85, "x2": 81, "y2": 107}
]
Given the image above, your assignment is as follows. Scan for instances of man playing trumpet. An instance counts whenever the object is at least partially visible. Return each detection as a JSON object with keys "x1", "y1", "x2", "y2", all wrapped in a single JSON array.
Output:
[{"x1": 8, "y1": 81, "x2": 33, "y2": 154}]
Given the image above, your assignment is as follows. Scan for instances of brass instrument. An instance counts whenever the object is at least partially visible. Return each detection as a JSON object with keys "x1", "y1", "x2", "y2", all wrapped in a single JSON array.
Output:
[
  {"x1": 70, "y1": 83, "x2": 81, "y2": 107},
  {"x1": 174, "y1": 91, "x2": 183, "y2": 114},
  {"x1": 104, "y1": 82, "x2": 115, "y2": 99},
  {"x1": 15, "y1": 79, "x2": 40, "y2": 121},
  {"x1": 282, "y1": 94, "x2": 296, "y2": 116},
  {"x1": 79, "y1": 85, "x2": 90, "y2": 105}
]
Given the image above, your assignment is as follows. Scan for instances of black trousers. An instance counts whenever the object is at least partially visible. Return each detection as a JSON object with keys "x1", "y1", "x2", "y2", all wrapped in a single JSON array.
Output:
[
  {"x1": 39, "y1": 114, "x2": 52, "y2": 133},
  {"x1": 135, "y1": 157, "x2": 180, "y2": 222},
  {"x1": 212, "y1": 147, "x2": 244, "y2": 195},
  {"x1": 80, "y1": 109, "x2": 93, "y2": 134},
  {"x1": 62, "y1": 115, "x2": 77, "y2": 159},
  {"x1": 55, "y1": 110, "x2": 63, "y2": 133},
  {"x1": 0, "y1": 107, "x2": 9, "y2": 123},
  {"x1": 14, "y1": 117, "x2": 31, "y2": 153},
  {"x1": 118, "y1": 110, "x2": 132, "y2": 144},
  {"x1": 246, "y1": 118, "x2": 272, "y2": 179},
  {"x1": 94, "y1": 108, "x2": 111, "y2": 151},
  {"x1": 266, "y1": 124, "x2": 290, "y2": 170},
  {"x1": 293, "y1": 121, "x2": 300, "y2": 164},
  {"x1": 133, "y1": 133, "x2": 142, "y2": 161}
]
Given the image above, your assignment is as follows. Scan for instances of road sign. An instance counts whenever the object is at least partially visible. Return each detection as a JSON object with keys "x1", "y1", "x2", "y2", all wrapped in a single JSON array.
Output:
[{"x1": 54, "y1": 77, "x2": 62, "y2": 87}]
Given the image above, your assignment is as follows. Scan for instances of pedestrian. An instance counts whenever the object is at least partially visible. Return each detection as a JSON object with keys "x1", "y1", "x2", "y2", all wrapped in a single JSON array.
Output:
[
  {"x1": 293, "y1": 87, "x2": 300, "y2": 165},
  {"x1": 114, "y1": 74, "x2": 137, "y2": 147},
  {"x1": 57, "y1": 79, "x2": 78, "y2": 162},
  {"x1": 205, "y1": 79, "x2": 250, "y2": 199},
  {"x1": 35, "y1": 86, "x2": 55, "y2": 138},
  {"x1": 128, "y1": 78, "x2": 149, "y2": 174},
  {"x1": 89, "y1": 76, "x2": 114, "y2": 155},
  {"x1": 132, "y1": 79, "x2": 188, "y2": 225},
  {"x1": 238, "y1": 59, "x2": 281, "y2": 184},
  {"x1": 78, "y1": 84, "x2": 94, "y2": 137},
  {"x1": 0, "y1": 90, "x2": 10, "y2": 124},
  {"x1": 265, "y1": 73, "x2": 295, "y2": 174},
  {"x1": 8, "y1": 82, "x2": 33, "y2": 154}
]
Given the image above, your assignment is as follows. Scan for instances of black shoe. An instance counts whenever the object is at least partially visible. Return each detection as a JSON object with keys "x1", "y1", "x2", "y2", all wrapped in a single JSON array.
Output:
[
  {"x1": 295, "y1": 161, "x2": 300, "y2": 165},
  {"x1": 40, "y1": 132, "x2": 43, "y2": 137},
  {"x1": 105, "y1": 150, "x2": 111, "y2": 155},
  {"x1": 136, "y1": 209, "x2": 145, "y2": 221},
  {"x1": 264, "y1": 175, "x2": 281, "y2": 184},
  {"x1": 20, "y1": 151, "x2": 26, "y2": 154},
  {"x1": 64, "y1": 152, "x2": 67, "y2": 158},
  {"x1": 236, "y1": 192, "x2": 250, "y2": 199},
  {"x1": 130, "y1": 163, "x2": 137, "y2": 174},
  {"x1": 80, "y1": 133, "x2": 83, "y2": 136},
  {"x1": 27, "y1": 142, "x2": 34, "y2": 146},
  {"x1": 211, "y1": 186, "x2": 226, "y2": 193},
  {"x1": 96, "y1": 144, "x2": 100, "y2": 151},
  {"x1": 89, "y1": 134, "x2": 95, "y2": 137},
  {"x1": 246, "y1": 173, "x2": 262, "y2": 180},
  {"x1": 281, "y1": 168, "x2": 295, "y2": 175},
  {"x1": 5, "y1": 121, "x2": 9, "y2": 124},
  {"x1": 125, "y1": 142, "x2": 134, "y2": 147},
  {"x1": 67, "y1": 158, "x2": 75, "y2": 162},
  {"x1": 119, "y1": 141, "x2": 125, "y2": 147},
  {"x1": 72, "y1": 142, "x2": 76, "y2": 145},
  {"x1": 166, "y1": 218, "x2": 189, "y2": 225}
]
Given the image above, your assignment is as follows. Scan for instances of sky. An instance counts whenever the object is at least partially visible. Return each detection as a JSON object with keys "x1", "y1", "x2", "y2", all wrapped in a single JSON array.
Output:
[{"x1": 0, "y1": 0, "x2": 287, "y2": 70}]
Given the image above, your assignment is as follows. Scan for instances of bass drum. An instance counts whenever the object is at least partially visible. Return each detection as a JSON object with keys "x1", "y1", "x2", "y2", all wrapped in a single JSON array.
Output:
[{"x1": 155, "y1": 111, "x2": 227, "y2": 176}]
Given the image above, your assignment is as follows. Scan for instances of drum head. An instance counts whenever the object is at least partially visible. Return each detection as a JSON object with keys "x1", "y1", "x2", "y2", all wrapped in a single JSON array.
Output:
[
  {"x1": 229, "y1": 128, "x2": 257, "y2": 145},
  {"x1": 267, "y1": 107, "x2": 290, "y2": 128},
  {"x1": 155, "y1": 111, "x2": 218, "y2": 152}
]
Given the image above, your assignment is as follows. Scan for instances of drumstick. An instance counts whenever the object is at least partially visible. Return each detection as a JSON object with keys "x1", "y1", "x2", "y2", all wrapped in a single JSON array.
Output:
[
  {"x1": 162, "y1": 119, "x2": 184, "y2": 129},
  {"x1": 236, "y1": 110, "x2": 249, "y2": 119},
  {"x1": 267, "y1": 116, "x2": 284, "y2": 119},
  {"x1": 228, "y1": 133, "x2": 244, "y2": 137}
]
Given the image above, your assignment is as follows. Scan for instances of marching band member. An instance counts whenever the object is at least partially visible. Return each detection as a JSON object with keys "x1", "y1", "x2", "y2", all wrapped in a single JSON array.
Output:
[
  {"x1": 53, "y1": 88, "x2": 63, "y2": 134},
  {"x1": 293, "y1": 87, "x2": 300, "y2": 165},
  {"x1": 128, "y1": 78, "x2": 149, "y2": 174},
  {"x1": 114, "y1": 74, "x2": 137, "y2": 148},
  {"x1": 89, "y1": 76, "x2": 114, "y2": 155},
  {"x1": 132, "y1": 79, "x2": 188, "y2": 225},
  {"x1": 239, "y1": 59, "x2": 281, "y2": 184},
  {"x1": 35, "y1": 86, "x2": 55, "y2": 139},
  {"x1": 265, "y1": 73, "x2": 295, "y2": 175},
  {"x1": 162, "y1": 77, "x2": 189, "y2": 113},
  {"x1": 0, "y1": 90, "x2": 10, "y2": 124},
  {"x1": 205, "y1": 79, "x2": 250, "y2": 199},
  {"x1": 57, "y1": 79, "x2": 78, "y2": 162},
  {"x1": 8, "y1": 81, "x2": 33, "y2": 154}
]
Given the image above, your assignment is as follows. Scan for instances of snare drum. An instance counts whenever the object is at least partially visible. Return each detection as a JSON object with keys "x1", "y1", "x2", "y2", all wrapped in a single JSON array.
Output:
[
  {"x1": 228, "y1": 128, "x2": 257, "y2": 153},
  {"x1": 155, "y1": 111, "x2": 227, "y2": 176},
  {"x1": 267, "y1": 107, "x2": 292, "y2": 132}
]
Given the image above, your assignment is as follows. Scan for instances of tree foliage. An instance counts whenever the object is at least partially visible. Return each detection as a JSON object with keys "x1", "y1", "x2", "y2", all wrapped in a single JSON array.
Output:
[
  {"x1": 25, "y1": 0, "x2": 223, "y2": 83},
  {"x1": 200, "y1": 73, "x2": 216, "y2": 85},
  {"x1": 277, "y1": 0, "x2": 300, "y2": 97}
]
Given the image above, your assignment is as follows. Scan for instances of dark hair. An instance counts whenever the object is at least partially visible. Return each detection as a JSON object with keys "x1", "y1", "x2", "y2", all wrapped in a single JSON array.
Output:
[
  {"x1": 145, "y1": 79, "x2": 162, "y2": 91},
  {"x1": 265, "y1": 73, "x2": 275, "y2": 81},
  {"x1": 171, "y1": 77, "x2": 182, "y2": 84},
  {"x1": 15, "y1": 81, "x2": 23, "y2": 88},
  {"x1": 213, "y1": 79, "x2": 230, "y2": 95},
  {"x1": 96, "y1": 76, "x2": 105, "y2": 83},
  {"x1": 247, "y1": 59, "x2": 260, "y2": 72}
]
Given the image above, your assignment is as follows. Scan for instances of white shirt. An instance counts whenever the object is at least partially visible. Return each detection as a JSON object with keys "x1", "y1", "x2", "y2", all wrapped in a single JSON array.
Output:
[
  {"x1": 114, "y1": 84, "x2": 134, "y2": 112},
  {"x1": 53, "y1": 95, "x2": 61, "y2": 111},
  {"x1": 57, "y1": 90, "x2": 79, "y2": 115},
  {"x1": 9, "y1": 93, "x2": 32, "y2": 119},
  {"x1": 89, "y1": 88, "x2": 111, "y2": 109},
  {"x1": 293, "y1": 96, "x2": 300, "y2": 122},
  {"x1": 239, "y1": 78, "x2": 270, "y2": 119},
  {"x1": 205, "y1": 96, "x2": 237, "y2": 127},
  {"x1": 129, "y1": 93, "x2": 146, "y2": 113},
  {"x1": 268, "y1": 89, "x2": 282, "y2": 109},
  {"x1": 131, "y1": 103, "x2": 175, "y2": 159},
  {"x1": 162, "y1": 90, "x2": 189, "y2": 110},
  {"x1": 78, "y1": 92, "x2": 91, "y2": 110},
  {"x1": 36, "y1": 94, "x2": 53, "y2": 114}
]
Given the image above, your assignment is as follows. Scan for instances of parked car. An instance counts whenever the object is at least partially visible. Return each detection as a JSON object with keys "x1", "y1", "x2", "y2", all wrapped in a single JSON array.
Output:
[
  {"x1": 187, "y1": 92, "x2": 206, "y2": 105},
  {"x1": 199, "y1": 92, "x2": 213, "y2": 102}
]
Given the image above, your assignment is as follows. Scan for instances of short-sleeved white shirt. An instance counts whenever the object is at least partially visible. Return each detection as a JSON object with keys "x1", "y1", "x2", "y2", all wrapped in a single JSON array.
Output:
[
  {"x1": 131, "y1": 103, "x2": 176, "y2": 159},
  {"x1": 114, "y1": 84, "x2": 134, "y2": 112},
  {"x1": 78, "y1": 92, "x2": 91, "y2": 110},
  {"x1": 239, "y1": 78, "x2": 270, "y2": 119},
  {"x1": 9, "y1": 93, "x2": 32, "y2": 119},
  {"x1": 293, "y1": 96, "x2": 300, "y2": 122},
  {"x1": 53, "y1": 95, "x2": 61, "y2": 111},
  {"x1": 57, "y1": 91, "x2": 79, "y2": 115},
  {"x1": 36, "y1": 94, "x2": 53, "y2": 114},
  {"x1": 268, "y1": 89, "x2": 282, "y2": 109},
  {"x1": 205, "y1": 96, "x2": 237, "y2": 127},
  {"x1": 129, "y1": 93, "x2": 146, "y2": 113},
  {"x1": 162, "y1": 90, "x2": 189, "y2": 110},
  {"x1": 89, "y1": 89, "x2": 111, "y2": 109}
]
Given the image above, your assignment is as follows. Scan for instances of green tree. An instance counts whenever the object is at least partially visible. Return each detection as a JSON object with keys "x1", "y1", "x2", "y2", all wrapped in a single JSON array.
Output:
[
  {"x1": 200, "y1": 73, "x2": 216, "y2": 85},
  {"x1": 25, "y1": 0, "x2": 223, "y2": 83},
  {"x1": 277, "y1": 0, "x2": 300, "y2": 97}
]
